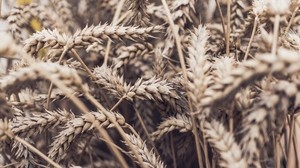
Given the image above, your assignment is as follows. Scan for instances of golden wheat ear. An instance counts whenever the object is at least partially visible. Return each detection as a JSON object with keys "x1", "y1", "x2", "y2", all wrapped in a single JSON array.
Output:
[
  {"x1": 123, "y1": 133, "x2": 166, "y2": 168},
  {"x1": 48, "y1": 110, "x2": 125, "y2": 162}
]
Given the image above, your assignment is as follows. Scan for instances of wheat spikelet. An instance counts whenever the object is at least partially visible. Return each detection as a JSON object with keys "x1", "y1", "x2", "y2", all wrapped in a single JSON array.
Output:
[
  {"x1": 126, "y1": 0, "x2": 150, "y2": 26},
  {"x1": 233, "y1": 0, "x2": 267, "y2": 39},
  {"x1": 113, "y1": 43, "x2": 153, "y2": 70},
  {"x1": 201, "y1": 48, "x2": 300, "y2": 109},
  {"x1": 0, "y1": 62, "x2": 85, "y2": 95},
  {"x1": 24, "y1": 29, "x2": 69, "y2": 56},
  {"x1": 94, "y1": 66, "x2": 188, "y2": 113},
  {"x1": 230, "y1": 0, "x2": 247, "y2": 38},
  {"x1": 50, "y1": 0, "x2": 78, "y2": 33},
  {"x1": 187, "y1": 25, "x2": 212, "y2": 106},
  {"x1": 73, "y1": 23, "x2": 163, "y2": 42},
  {"x1": 124, "y1": 133, "x2": 166, "y2": 168},
  {"x1": 203, "y1": 120, "x2": 247, "y2": 168},
  {"x1": 25, "y1": 23, "x2": 163, "y2": 56},
  {"x1": 146, "y1": 3, "x2": 167, "y2": 22},
  {"x1": 48, "y1": 111, "x2": 125, "y2": 161},
  {"x1": 151, "y1": 114, "x2": 192, "y2": 141},
  {"x1": 153, "y1": 47, "x2": 166, "y2": 77},
  {"x1": 7, "y1": 3, "x2": 38, "y2": 41},
  {"x1": 11, "y1": 109, "x2": 73, "y2": 136},
  {"x1": 171, "y1": 0, "x2": 196, "y2": 27}
]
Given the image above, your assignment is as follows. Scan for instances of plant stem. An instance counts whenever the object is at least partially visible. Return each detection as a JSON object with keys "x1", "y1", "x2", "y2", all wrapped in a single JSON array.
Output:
[
  {"x1": 160, "y1": 0, "x2": 204, "y2": 167},
  {"x1": 284, "y1": 6, "x2": 299, "y2": 35},
  {"x1": 84, "y1": 92, "x2": 147, "y2": 168},
  {"x1": 13, "y1": 136, "x2": 62, "y2": 168},
  {"x1": 272, "y1": 14, "x2": 280, "y2": 56},
  {"x1": 103, "y1": 0, "x2": 126, "y2": 66},
  {"x1": 226, "y1": 0, "x2": 231, "y2": 57},
  {"x1": 215, "y1": 0, "x2": 226, "y2": 39},
  {"x1": 244, "y1": 16, "x2": 258, "y2": 61},
  {"x1": 287, "y1": 115, "x2": 295, "y2": 168},
  {"x1": 71, "y1": 49, "x2": 96, "y2": 79}
]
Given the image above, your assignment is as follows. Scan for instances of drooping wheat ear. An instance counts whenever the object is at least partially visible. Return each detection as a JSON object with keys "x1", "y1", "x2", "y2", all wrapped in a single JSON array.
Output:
[
  {"x1": 48, "y1": 111, "x2": 125, "y2": 161},
  {"x1": 151, "y1": 114, "x2": 192, "y2": 141},
  {"x1": 146, "y1": 3, "x2": 167, "y2": 22},
  {"x1": 94, "y1": 66, "x2": 188, "y2": 113},
  {"x1": 71, "y1": 23, "x2": 162, "y2": 43},
  {"x1": 284, "y1": 31, "x2": 300, "y2": 51},
  {"x1": 0, "y1": 62, "x2": 85, "y2": 96},
  {"x1": 7, "y1": 3, "x2": 57, "y2": 41},
  {"x1": 11, "y1": 109, "x2": 74, "y2": 137},
  {"x1": 24, "y1": 29, "x2": 69, "y2": 56},
  {"x1": 50, "y1": 0, "x2": 78, "y2": 33},
  {"x1": 1, "y1": 119, "x2": 62, "y2": 167},
  {"x1": 129, "y1": 78, "x2": 188, "y2": 114},
  {"x1": 25, "y1": 24, "x2": 163, "y2": 56},
  {"x1": 123, "y1": 133, "x2": 166, "y2": 168},
  {"x1": 153, "y1": 47, "x2": 166, "y2": 77},
  {"x1": 240, "y1": 80, "x2": 299, "y2": 167},
  {"x1": 0, "y1": 31, "x2": 27, "y2": 60},
  {"x1": 203, "y1": 120, "x2": 247, "y2": 168},
  {"x1": 126, "y1": 0, "x2": 150, "y2": 26},
  {"x1": 233, "y1": 0, "x2": 266, "y2": 39},
  {"x1": 93, "y1": 66, "x2": 131, "y2": 99},
  {"x1": 239, "y1": 95, "x2": 275, "y2": 167},
  {"x1": 230, "y1": 0, "x2": 246, "y2": 38},
  {"x1": 7, "y1": 3, "x2": 38, "y2": 41},
  {"x1": 113, "y1": 43, "x2": 154, "y2": 70},
  {"x1": 187, "y1": 25, "x2": 212, "y2": 106},
  {"x1": 200, "y1": 48, "x2": 300, "y2": 109},
  {"x1": 234, "y1": 87, "x2": 255, "y2": 111},
  {"x1": 171, "y1": 0, "x2": 196, "y2": 27},
  {"x1": 10, "y1": 139, "x2": 38, "y2": 167},
  {"x1": 162, "y1": 0, "x2": 196, "y2": 57}
]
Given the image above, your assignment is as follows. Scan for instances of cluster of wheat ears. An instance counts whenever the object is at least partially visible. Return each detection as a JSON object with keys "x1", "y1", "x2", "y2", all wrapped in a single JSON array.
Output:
[{"x1": 0, "y1": 0, "x2": 300, "y2": 167}]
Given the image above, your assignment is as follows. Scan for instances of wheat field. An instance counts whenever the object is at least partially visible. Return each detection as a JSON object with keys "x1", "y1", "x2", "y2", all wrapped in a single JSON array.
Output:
[{"x1": 0, "y1": 0, "x2": 300, "y2": 167}]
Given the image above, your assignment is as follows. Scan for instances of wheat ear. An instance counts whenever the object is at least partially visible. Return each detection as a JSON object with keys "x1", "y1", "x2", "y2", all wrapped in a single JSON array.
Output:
[
  {"x1": 203, "y1": 120, "x2": 247, "y2": 168},
  {"x1": 151, "y1": 114, "x2": 192, "y2": 141},
  {"x1": 123, "y1": 133, "x2": 166, "y2": 168},
  {"x1": 48, "y1": 111, "x2": 125, "y2": 161}
]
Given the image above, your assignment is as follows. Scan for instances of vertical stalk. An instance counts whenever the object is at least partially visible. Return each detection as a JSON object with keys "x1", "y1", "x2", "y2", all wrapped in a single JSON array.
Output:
[
  {"x1": 160, "y1": 0, "x2": 204, "y2": 167},
  {"x1": 287, "y1": 115, "x2": 295, "y2": 168},
  {"x1": 244, "y1": 17, "x2": 258, "y2": 61},
  {"x1": 284, "y1": 6, "x2": 299, "y2": 35},
  {"x1": 272, "y1": 15, "x2": 280, "y2": 56},
  {"x1": 103, "y1": 0, "x2": 126, "y2": 66},
  {"x1": 0, "y1": 0, "x2": 2, "y2": 18},
  {"x1": 215, "y1": 0, "x2": 226, "y2": 41},
  {"x1": 226, "y1": 0, "x2": 231, "y2": 57}
]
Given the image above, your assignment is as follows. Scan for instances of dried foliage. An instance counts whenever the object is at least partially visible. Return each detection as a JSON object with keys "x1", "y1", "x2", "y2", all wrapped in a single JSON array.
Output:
[{"x1": 0, "y1": 0, "x2": 300, "y2": 167}]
